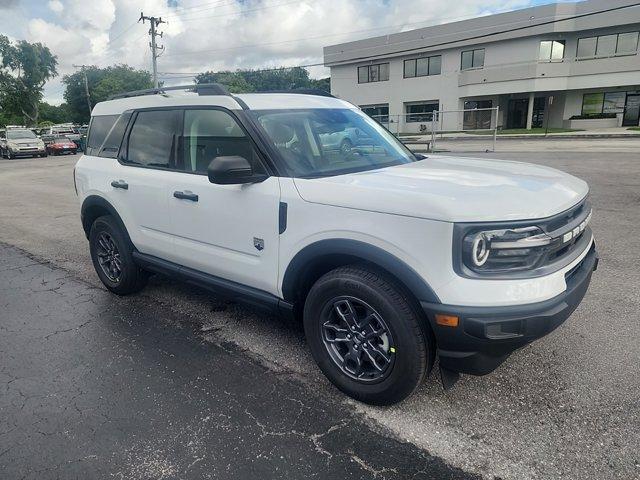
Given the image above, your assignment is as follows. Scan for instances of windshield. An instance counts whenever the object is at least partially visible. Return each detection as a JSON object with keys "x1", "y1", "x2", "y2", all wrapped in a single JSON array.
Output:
[
  {"x1": 7, "y1": 129, "x2": 37, "y2": 140},
  {"x1": 250, "y1": 108, "x2": 417, "y2": 178}
]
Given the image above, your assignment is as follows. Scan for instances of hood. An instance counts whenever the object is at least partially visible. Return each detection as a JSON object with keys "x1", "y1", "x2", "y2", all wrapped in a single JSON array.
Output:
[
  {"x1": 9, "y1": 138, "x2": 41, "y2": 145},
  {"x1": 293, "y1": 156, "x2": 589, "y2": 223}
]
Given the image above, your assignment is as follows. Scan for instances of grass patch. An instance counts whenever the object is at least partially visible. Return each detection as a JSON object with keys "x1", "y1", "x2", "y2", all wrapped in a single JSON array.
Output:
[{"x1": 627, "y1": 127, "x2": 640, "y2": 131}]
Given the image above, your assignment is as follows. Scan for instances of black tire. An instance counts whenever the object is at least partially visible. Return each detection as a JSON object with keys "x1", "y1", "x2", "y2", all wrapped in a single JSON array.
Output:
[
  {"x1": 89, "y1": 215, "x2": 148, "y2": 295},
  {"x1": 303, "y1": 265, "x2": 433, "y2": 405}
]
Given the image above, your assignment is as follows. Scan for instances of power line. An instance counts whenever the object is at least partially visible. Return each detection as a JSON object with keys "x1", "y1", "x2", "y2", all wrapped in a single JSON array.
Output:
[
  {"x1": 154, "y1": 2, "x2": 640, "y2": 78},
  {"x1": 324, "y1": 2, "x2": 640, "y2": 66},
  {"x1": 139, "y1": 12, "x2": 166, "y2": 88}
]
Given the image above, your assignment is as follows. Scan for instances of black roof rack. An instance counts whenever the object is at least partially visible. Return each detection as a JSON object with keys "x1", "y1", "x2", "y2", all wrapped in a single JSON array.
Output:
[
  {"x1": 107, "y1": 83, "x2": 230, "y2": 100},
  {"x1": 108, "y1": 84, "x2": 335, "y2": 101},
  {"x1": 257, "y1": 88, "x2": 335, "y2": 98}
]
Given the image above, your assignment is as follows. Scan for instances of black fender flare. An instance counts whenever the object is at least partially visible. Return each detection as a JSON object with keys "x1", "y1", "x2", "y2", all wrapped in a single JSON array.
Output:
[
  {"x1": 80, "y1": 195, "x2": 132, "y2": 246},
  {"x1": 281, "y1": 239, "x2": 441, "y2": 304}
]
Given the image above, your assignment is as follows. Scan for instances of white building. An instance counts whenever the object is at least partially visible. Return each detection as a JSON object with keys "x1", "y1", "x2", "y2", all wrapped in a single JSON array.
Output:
[{"x1": 324, "y1": 0, "x2": 640, "y2": 133}]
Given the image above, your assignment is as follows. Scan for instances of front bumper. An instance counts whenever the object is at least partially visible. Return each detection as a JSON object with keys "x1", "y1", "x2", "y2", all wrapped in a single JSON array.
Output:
[
  {"x1": 421, "y1": 243, "x2": 598, "y2": 375},
  {"x1": 9, "y1": 147, "x2": 45, "y2": 157}
]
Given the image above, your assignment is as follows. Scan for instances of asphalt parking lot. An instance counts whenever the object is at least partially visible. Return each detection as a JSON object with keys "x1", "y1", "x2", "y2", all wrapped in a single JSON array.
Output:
[{"x1": 0, "y1": 143, "x2": 639, "y2": 480}]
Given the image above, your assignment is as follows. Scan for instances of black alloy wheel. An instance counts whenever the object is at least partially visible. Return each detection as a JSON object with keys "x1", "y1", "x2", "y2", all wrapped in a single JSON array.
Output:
[
  {"x1": 89, "y1": 215, "x2": 148, "y2": 295},
  {"x1": 95, "y1": 232, "x2": 123, "y2": 283},
  {"x1": 303, "y1": 265, "x2": 433, "y2": 405},
  {"x1": 321, "y1": 296, "x2": 394, "y2": 382}
]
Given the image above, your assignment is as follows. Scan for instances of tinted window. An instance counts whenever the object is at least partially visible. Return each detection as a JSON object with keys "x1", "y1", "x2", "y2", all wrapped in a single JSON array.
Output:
[
  {"x1": 582, "y1": 93, "x2": 604, "y2": 115},
  {"x1": 86, "y1": 115, "x2": 118, "y2": 155},
  {"x1": 596, "y1": 34, "x2": 617, "y2": 56},
  {"x1": 405, "y1": 102, "x2": 439, "y2": 122},
  {"x1": 7, "y1": 129, "x2": 36, "y2": 139},
  {"x1": 251, "y1": 108, "x2": 415, "y2": 178},
  {"x1": 181, "y1": 109, "x2": 261, "y2": 174},
  {"x1": 461, "y1": 50, "x2": 474, "y2": 70},
  {"x1": 616, "y1": 32, "x2": 638, "y2": 54},
  {"x1": 577, "y1": 37, "x2": 597, "y2": 58},
  {"x1": 126, "y1": 110, "x2": 178, "y2": 168},
  {"x1": 416, "y1": 58, "x2": 429, "y2": 76},
  {"x1": 429, "y1": 55, "x2": 441, "y2": 75},
  {"x1": 404, "y1": 59, "x2": 416, "y2": 78},
  {"x1": 99, "y1": 112, "x2": 132, "y2": 158}
]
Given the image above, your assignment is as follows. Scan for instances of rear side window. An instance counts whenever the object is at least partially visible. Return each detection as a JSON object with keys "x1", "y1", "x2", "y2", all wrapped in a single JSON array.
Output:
[
  {"x1": 125, "y1": 110, "x2": 179, "y2": 168},
  {"x1": 86, "y1": 115, "x2": 118, "y2": 155},
  {"x1": 181, "y1": 109, "x2": 262, "y2": 174},
  {"x1": 99, "y1": 112, "x2": 132, "y2": 158}
]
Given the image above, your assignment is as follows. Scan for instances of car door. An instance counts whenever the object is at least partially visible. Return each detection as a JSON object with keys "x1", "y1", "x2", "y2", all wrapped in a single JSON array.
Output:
[
  {"x1": 167, "y1": 108, "x2": 281, "y2": 296},
  {"x1": 113, "y1": 109, "x2": 181, "y2": 261}
]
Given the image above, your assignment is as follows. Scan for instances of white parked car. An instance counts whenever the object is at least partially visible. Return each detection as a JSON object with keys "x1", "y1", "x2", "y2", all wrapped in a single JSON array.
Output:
[{"x1": 74, "y1": 85, "x2": 597, "y2": 405}]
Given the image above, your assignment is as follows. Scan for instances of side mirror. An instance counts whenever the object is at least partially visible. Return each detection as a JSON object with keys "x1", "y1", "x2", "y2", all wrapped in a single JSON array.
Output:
[{"x1": 207, "y1": 156, "x2": 268, "y2": 185}]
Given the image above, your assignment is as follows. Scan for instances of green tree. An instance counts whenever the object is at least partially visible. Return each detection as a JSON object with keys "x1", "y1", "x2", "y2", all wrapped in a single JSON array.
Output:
[
  {"x1": 0, "y1": 35, "x2": 58, "y2": 126},
  {"x1": 63, "y1": 65, "x2": 152, "y2": 123},
  {"x1": 39, "y1": 101, "x2": 70, "y2": 124},
  {"x1": 196, "y1": 67, "x2": 330, "y2": 93}
]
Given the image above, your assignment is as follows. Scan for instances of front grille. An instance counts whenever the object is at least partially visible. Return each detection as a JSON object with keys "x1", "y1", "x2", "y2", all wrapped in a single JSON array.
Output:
[{"x1": 537, "y1": 200, "x2": 592, "y2": 270}]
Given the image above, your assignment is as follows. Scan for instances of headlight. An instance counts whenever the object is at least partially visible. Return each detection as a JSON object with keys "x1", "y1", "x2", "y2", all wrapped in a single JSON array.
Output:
[
  {"x1": 462, "y1": 226, "x2": 550, "y2": 273},
  {"x1": 456, "y1": 206, "x2": 592, "y2": 276},
  {"x1": 7, "y1": 141, "x2": 19, "y2": 149}
]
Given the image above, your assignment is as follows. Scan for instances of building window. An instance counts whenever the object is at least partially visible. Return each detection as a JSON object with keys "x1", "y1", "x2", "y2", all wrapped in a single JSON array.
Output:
[
  {"x1": 463, "y1": 100, "x2": 493, "y2": 130},
  {"x1": 577, "y1": 32, "x2": 639, "y2": 59},
  {"x1": 582, "y1": 91, "x2": 628, "y2": 115},
  {"x1": 539, "y1": 40, "x2": 565, "y2": 61},
  {"x1": 405, "y1": 101, "x2": 439, "y2": 123},
  {"x1": 357, "y1": 63, "x2": 390, "y2": 83},
  {"x1": 461, "y1": 48, "x2": 484, "y2": 70},
  {"x1": 403, "y1": 55, "x2": 442, "y2": 78},
  {"x1": 361, "y1": 104, "x2": 389, "y2": 123}
]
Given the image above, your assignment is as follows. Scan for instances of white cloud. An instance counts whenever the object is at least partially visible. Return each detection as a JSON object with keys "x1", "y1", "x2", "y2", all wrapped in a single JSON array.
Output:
[
  {"x1": 48, "y1": 0, "x2": 64, "y2": 14},
  {"x1": 30, "y1": 0, "x2": 536, "y2": 104}
]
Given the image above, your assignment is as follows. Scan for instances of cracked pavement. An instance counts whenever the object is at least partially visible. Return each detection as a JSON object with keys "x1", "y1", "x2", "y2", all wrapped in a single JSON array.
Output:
[
  {"x1": 0, "y1": 150, "x2": 639, "y2": 479},
  {"x1": 0, "y1": 244, "x2": 476, "y2": 480}
]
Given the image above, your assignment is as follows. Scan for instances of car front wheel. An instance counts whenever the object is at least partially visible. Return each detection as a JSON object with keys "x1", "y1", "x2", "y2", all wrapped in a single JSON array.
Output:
[
  {"x1": 89, "y1": 215, "x2": 148, "y2": 295},
  {"x1": 303, "y1": 265, "x2": 433, "y2": 405}
]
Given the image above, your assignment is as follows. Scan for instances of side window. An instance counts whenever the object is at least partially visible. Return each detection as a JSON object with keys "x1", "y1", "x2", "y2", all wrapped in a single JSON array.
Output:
[
  {"x1": 180, "y1": 109, "x2": 263, "y2": 174},
  {"x1": 99, "y1": 112, "x2": 132, "y2": 159},
  {"x1": 86, "y1": 115, "x2": 118, "y2": 155},
  {"x1": 125, "y1": 110, "x2": 179, "y2": 168}
]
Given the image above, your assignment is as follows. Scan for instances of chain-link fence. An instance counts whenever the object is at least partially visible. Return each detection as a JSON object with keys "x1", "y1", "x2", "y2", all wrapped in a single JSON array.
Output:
[{"x1": 371, "y1": 107, "x2": 500, "y2": 152}]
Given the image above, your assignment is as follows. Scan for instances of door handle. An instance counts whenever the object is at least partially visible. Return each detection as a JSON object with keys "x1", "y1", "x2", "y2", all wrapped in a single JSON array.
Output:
[
  {"x1": 111, "y1": 180, "x2": 128, "y2": 190},
  {"x1": 173, "y1": 190, "x2": 199, "y2": 202}
]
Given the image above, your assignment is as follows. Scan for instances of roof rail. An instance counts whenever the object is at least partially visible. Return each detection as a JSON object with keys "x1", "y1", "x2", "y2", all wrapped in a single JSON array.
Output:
[
  {"x1": 257, "y1": 88, "x2": 334, "y2": 98},
  {"x1": 107, "y1": 83, "x2": 230, "y2": 100}
]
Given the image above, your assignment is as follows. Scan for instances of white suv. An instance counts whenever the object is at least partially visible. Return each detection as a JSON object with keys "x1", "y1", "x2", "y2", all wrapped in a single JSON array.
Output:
[{"x1": 75, "y1": 84, "x2": 598, "y2": 405}]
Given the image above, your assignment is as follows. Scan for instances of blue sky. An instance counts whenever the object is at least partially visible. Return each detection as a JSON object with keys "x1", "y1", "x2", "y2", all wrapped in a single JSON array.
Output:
[{"x1": 0, "y1": 0, "x2": 579, "y2": 104}]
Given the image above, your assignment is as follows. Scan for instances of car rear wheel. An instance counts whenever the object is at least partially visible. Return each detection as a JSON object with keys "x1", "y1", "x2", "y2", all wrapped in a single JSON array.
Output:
[
  {"x1": 303, "y1": 265, "x2": 433, "y2": 405},
  {"x1": 89, "y1": 215, "x2": 148, "y2": 295}
]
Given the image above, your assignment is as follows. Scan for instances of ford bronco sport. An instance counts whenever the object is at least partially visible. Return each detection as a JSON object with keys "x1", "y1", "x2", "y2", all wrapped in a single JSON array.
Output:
[{"x1": 75, "y1": 84, "x2": 597, "y2": 405}]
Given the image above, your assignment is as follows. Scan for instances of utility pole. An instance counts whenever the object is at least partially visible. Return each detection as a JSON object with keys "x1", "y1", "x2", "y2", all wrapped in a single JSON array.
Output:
[
  {"x1": 72, "y1": 64, "x2": 92, "y2": 117},
  {"x1": 139, "y1": 12, "x2": 165, "y2": 88}
]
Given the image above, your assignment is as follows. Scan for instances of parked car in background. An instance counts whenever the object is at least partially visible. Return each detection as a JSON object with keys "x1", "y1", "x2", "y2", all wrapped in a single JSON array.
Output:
[
  {"x1": 40, "y1": 125, "x2": 81, "y2": 148},
  {"x1": 0, "y1": 128, "x2": 47, "y2": 158},
  {"x1": 46, "y1": 136, "x2": 78, "y2": 155}
]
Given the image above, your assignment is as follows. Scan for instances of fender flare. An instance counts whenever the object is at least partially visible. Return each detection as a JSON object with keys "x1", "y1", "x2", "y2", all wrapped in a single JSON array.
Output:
[
  {"x1": 281, "y1": 239, "x2": 441, "y2": 304},
  {"x1": 80, "y1": 195, "x2": 132, "y2": 246}
]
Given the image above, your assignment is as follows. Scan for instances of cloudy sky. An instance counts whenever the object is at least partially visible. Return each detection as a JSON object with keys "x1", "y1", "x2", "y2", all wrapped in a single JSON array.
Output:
[{"x1": 1, "y1": 0, "x2": 558, "y2": 104}]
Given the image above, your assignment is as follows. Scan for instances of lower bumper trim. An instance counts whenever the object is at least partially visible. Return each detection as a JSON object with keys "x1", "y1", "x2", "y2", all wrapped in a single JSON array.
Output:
[{"x1": 422, "y1": 243, "x2": 598, "y2": 376}]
